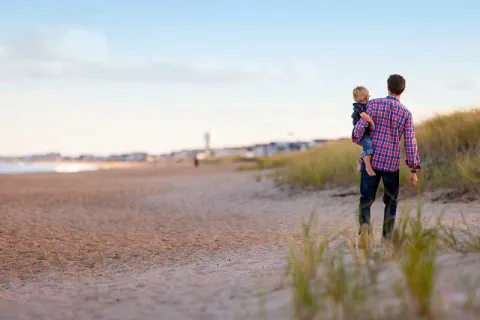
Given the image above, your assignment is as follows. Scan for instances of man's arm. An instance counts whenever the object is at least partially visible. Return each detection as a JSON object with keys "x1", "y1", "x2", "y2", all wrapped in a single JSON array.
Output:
[{"x1": 404, "y1": 112, "x2": 421, "y2": 170}]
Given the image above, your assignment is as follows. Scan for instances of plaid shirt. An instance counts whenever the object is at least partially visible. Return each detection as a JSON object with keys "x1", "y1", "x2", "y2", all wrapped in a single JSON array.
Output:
[{"x1": 352, "y1": 96, "x2": 421, "y2": 172}]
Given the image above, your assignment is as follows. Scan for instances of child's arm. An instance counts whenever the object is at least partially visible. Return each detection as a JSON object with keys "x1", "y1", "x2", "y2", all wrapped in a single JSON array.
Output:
[
  {"x1": 360, "y1": 112, "x2": 374, "y2": 124},
  {"x1": 360, "y1": 112, "x2": 375, "y2": 130}
]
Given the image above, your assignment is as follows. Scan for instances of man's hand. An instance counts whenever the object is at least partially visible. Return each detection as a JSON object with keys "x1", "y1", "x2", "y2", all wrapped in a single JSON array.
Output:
[
  {"x1": 369, "y1": 121, "x2": 375, "y2": 131},
  {"x1": 410, "y1": 172, "x2": 418, "y2": 186}
]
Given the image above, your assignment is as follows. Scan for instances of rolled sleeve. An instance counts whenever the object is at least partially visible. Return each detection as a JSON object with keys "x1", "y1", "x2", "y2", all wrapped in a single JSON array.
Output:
[
  {"x1": 404, "y1": 113, "x2": 421, "y2": 169},
  {"x1": 352, "y1": 119, "x2": 368, "y2": 144}
]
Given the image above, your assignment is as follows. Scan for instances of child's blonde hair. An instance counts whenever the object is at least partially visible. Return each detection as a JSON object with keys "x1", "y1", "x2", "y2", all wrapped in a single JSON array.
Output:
[{"x1": 352, "y1": 86, "x2": 370, "y2": 103}]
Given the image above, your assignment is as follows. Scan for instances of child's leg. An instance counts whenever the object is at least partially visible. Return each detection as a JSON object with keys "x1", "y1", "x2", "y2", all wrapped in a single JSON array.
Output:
[
  {"x1": 363, "y1": 155, "x2": 375, "y2": 176},
  {"x1": 360, "y1": 135, "x2": 376, "y2": 176}
]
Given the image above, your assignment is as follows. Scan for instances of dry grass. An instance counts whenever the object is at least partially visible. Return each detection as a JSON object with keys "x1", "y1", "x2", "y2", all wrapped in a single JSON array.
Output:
[
  {"x1": 247, "y1": 109, "x2": 480, "y2": 194},
  {"x1": 287, "y1": 201, "x2": 480, "y2": 320},
  {"x1": 272, "y1": 140, "x2": 363, "y2": 190}
]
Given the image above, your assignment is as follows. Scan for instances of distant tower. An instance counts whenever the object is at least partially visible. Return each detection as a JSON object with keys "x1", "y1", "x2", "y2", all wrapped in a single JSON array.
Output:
[{"x1": 204, "y1": 132, "x2": 211, "y2": 157}]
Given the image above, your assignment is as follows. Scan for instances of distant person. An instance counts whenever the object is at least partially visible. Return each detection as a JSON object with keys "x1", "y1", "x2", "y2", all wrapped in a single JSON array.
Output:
[
  {"x1": 352, "y1": 74, "x2": 421, "y2": 248},
  {"x1": 351, "y1": 86, "x2": 376, "y2": 176},
  {"x1": 193, "y1": 153, "x2": 199, "y2": 168}
]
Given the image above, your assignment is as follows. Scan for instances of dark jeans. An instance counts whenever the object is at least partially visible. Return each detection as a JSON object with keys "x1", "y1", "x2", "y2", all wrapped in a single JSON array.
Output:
[
  {"x1": 360, "y1": 134, "x2": 373, "y2": 157},
  {"x1": 359, "y1": 163, "x2": 400, "y2": 239}
]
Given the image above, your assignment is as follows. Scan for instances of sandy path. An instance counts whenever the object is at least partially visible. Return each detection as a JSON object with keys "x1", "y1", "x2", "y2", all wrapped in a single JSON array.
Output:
[{"x1": 1, "y1": 167, "x2": 480, "y2": 319}]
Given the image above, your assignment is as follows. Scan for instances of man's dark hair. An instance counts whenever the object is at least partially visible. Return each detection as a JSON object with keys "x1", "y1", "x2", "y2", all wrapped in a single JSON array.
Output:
[{"x1": 387, "y1": 74, "x2": 406, "y2": 95}]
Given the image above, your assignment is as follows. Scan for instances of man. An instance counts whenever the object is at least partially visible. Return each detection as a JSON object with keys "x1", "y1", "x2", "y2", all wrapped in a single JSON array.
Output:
[{"x1": 352, "y1": 74, "x2": 421, "y2": 247}]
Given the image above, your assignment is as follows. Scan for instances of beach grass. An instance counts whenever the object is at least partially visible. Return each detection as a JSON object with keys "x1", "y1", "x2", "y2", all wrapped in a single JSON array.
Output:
[
  {"x1": 287, "y1": 201, "x2": 480, "y2": 320},
  {"x1": 241, "y1": 109, "x2": 480, "y2": 193}
]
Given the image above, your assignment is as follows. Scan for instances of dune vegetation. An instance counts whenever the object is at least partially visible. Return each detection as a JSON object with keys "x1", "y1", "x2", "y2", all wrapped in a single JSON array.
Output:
[
  {"x1": 280, "y1": 109, "x2": 480, "y2": 319},
  {"x1": 287, "y1": 205, "x2": 480, "y2": 320},
  {"x1": 243, "y1": 109, "x2": 480, "y2": 194}
]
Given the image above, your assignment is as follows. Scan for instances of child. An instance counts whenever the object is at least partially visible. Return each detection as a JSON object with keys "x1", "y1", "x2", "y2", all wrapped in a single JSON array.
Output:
[{"x1": 351, "y1": 86, "x2": 376, "y2": 176}]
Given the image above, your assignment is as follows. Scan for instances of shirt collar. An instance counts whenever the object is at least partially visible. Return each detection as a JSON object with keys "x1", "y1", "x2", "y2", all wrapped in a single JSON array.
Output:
[{"x1": 386, "y1": 95, "x2": 399, "y2": 101}]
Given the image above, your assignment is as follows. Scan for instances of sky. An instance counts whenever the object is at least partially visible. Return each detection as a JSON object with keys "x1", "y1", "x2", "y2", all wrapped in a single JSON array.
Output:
[{"x1": 1, "y1": 0, "x2": 479, "y2": 156}]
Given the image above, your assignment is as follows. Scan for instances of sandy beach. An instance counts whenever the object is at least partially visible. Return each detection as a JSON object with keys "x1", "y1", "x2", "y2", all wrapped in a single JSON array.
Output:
[{"x1": 1, "y1": 164, "x2": 480, "y2": 319}]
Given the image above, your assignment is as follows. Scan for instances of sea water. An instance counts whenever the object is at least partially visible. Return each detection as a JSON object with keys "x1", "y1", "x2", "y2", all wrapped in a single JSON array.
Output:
[{"x1": 0, "y1": 162, "x2": 98, "y2": 174}]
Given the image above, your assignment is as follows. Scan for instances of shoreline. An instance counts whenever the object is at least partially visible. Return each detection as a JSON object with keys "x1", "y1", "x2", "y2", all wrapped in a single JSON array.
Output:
[
  {"x1": 28, "y1": 160, "x2": 154, "y2": 169},
  {"x1": 0, "y1": 160, "x2": 159, "y2": 175}
]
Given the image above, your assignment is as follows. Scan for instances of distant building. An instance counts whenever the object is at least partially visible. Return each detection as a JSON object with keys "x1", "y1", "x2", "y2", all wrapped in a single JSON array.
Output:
[
  {"x1": 25, "y1": 153, "x2": 62, "y2": 162},
  {"x1": 106, "y1": 153, "x2": 148, "y2": 162},
  {"x1": 12, "y1": 137, "x2": 332, "y2": 165},
  {"x1": 309, "y1": 139, "x2": 327, "y2": 148},
  {"x1": 78, "y1": 154, "x2": 96, "y2": 161},
  {"x1": 169, "y1": 150, "x2": 191, "y2": 161},
  {"x1": 211, "y1": 147, "x2": 245, "y2": 158},
  {"x1": 126, "y1": 153, "x2": 148, "y2": 162}
]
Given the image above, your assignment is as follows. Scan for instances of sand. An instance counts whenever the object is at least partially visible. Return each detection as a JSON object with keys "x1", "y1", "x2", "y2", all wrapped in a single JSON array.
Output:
[{"x1": 1, "y1": 164, "x2": 480, "y2": 319}]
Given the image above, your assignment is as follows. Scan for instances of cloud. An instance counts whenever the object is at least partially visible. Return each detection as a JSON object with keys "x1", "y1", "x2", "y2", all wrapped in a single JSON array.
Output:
[
  {"x1": 0, "y1": 27, "x2": 311, "y2": 84},
  {"x1": 1, "y1": 58, "x2": 284, "y2": 83},
  {"x1": 1, "y1": 27, "x2": 109, "y2": 63}
]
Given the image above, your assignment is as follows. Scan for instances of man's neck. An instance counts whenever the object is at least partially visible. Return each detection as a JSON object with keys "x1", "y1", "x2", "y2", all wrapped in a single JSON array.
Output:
[{"x1": 388, "y1": 92, "x2": 401, "y2": 100}]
